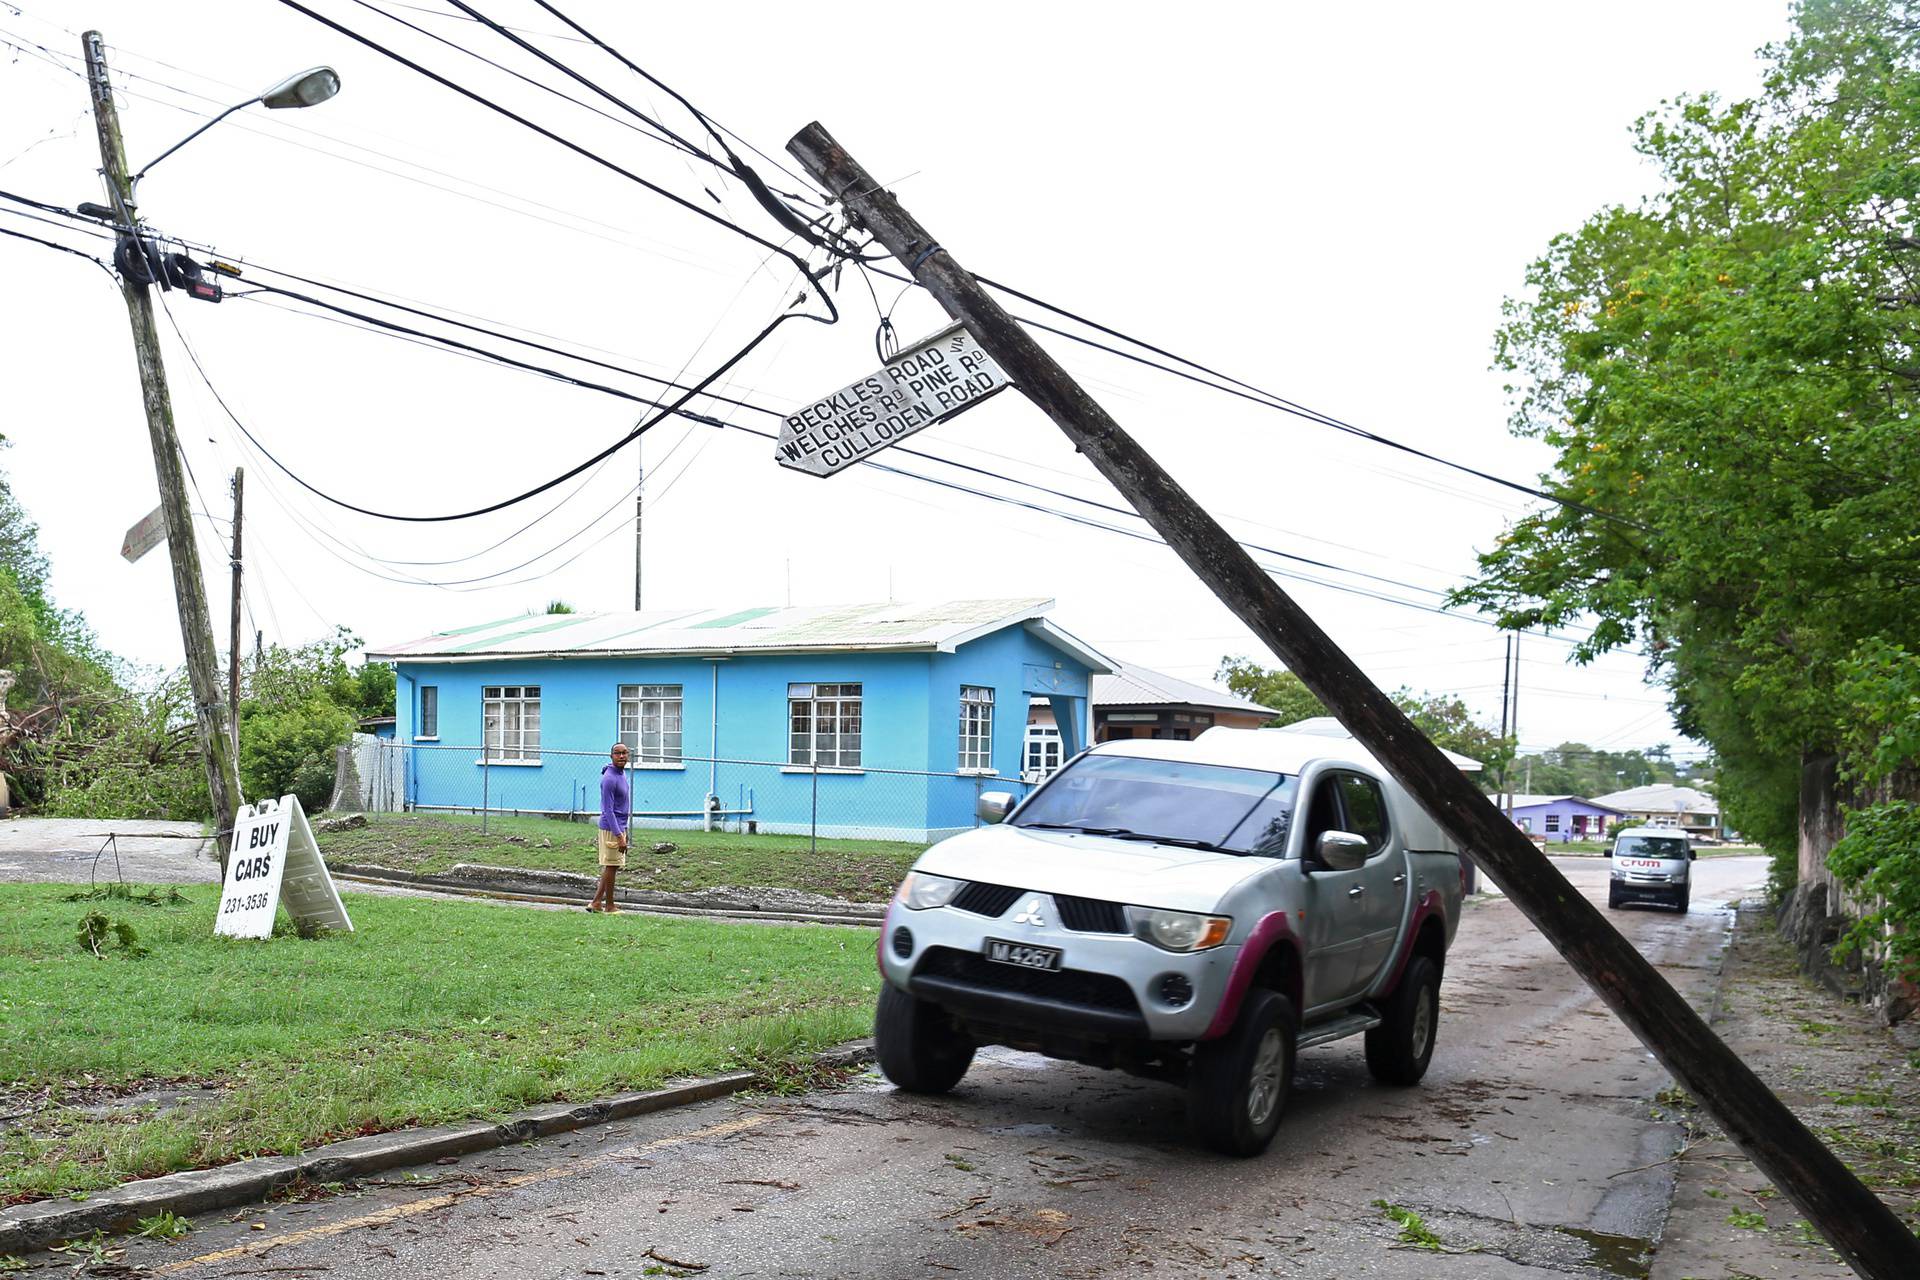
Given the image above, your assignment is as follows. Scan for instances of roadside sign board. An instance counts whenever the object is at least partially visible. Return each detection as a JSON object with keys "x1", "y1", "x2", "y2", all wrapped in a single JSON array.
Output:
[
  {"x1": 120, "y1": 505, "x2": 166, "y2": 563},
  {"x1": 214, "y1": 795, "x2": 354, "y2": 939},
  {"x1": 775, "y1": 322, "x2": 1011, "y2": 477}
]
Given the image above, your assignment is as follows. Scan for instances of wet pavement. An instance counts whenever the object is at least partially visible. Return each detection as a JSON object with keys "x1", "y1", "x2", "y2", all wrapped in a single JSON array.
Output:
[
  {"x1": 92, "y1": 856, "x2": 1768, "y2": 1279},
  {"x1": 0, "y1": 817, "x2": 215, "y2": 885}
]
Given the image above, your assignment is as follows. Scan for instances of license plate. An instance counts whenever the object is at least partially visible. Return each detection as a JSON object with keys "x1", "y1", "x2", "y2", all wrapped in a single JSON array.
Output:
[{"x1": 983, "y1": 938, "x2": 1062, "y2": 971}]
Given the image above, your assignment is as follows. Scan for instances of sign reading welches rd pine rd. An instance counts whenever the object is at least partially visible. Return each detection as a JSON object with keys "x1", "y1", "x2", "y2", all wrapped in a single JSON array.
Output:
[{"x1": 776, "y1": 322, "x2": 1011, "y2": 477}]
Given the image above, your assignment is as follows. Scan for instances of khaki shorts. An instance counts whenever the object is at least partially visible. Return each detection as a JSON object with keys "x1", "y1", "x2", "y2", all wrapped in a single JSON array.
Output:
[{"x1": 597, "y1": 829, "x2": 627, "y2": 868}]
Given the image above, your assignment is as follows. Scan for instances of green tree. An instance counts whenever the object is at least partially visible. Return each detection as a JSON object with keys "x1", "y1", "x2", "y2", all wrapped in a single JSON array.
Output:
[
  {"x1": 1216, "y1": 657, "x2": 1326, "y2": 726},
  {"x1": 239, "y1": 697, "x2": 354, "y2": 812},
  {"x1": 1451, "y1": 0, "x2": 1920, "y2": 888}
]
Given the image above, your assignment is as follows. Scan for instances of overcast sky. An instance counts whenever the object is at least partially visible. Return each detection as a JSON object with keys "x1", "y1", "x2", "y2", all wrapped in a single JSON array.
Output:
[{"x1": 0, "y1": 1, "x2": 1791, "y2": 760}]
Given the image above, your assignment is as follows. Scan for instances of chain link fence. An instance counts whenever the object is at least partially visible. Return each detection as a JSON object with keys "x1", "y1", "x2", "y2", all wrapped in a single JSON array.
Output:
[{"x1": 332, "y1": 740, "x2": 1039, "y2": 845}]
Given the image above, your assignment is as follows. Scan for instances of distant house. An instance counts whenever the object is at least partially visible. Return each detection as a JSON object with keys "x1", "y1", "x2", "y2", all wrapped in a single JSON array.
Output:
[
  {"x1": 1503, "y1": 794, "x2": 1628, "y2": 842},
  {"x1": 367, "y1": 598, "x2": 1109, "y2": 842},
  {"x1": 358, "y1": 715, "x2": 396, "y2": 741},
  {"x1": 1022, "y1": 659, "x2": 1277, "y2": 782},
  {"x1": 1591, "y1": 784, "x2": 1722, "y2": 842}
]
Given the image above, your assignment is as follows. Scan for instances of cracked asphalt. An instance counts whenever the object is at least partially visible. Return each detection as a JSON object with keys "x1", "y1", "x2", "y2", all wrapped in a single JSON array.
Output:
[{"x1": 104, "y1": 856, "x2": 1767, "y2": 1279}]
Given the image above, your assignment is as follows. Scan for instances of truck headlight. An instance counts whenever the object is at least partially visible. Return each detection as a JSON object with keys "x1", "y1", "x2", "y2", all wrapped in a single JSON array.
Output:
[
  {"x1": 1127, "y1": 906, "x2": 1231, "y2": 952},
  {"x1": 898, "y1": 872, "x2": 964, "y2": 910}
]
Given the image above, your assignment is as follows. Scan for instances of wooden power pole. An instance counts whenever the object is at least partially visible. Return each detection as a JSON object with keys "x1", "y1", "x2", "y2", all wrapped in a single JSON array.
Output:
[
  {"x1": 84, "y1": 31, "x2": 244, "y2": 862},
  {"x1": 786, "y1": 122, "x2": 1920, "y2": 1279},
  {"x1": 229, "y1": 466, "x2": 244, "y2": 758}
]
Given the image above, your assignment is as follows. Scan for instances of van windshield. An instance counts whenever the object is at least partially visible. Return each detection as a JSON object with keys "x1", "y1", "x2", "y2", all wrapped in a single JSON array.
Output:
[
  {"x1": 1616, "y1": 836, "x2": 1689, "y2": 858},
  {"x1": 1011, "y1": 754, "x2": 1297, "y2": 857}
]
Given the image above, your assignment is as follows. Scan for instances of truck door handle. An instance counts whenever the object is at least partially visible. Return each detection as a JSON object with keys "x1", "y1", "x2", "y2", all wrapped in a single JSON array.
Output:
[
  {"x1": 1347, "y1": 886, "x2": 1365, "y2": 898},
  {"x1": 1392, "y1": 874, "x2": 1407, "y2": 885}
]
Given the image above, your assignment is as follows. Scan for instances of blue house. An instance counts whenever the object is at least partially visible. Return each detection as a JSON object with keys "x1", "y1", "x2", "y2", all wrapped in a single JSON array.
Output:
[{"x1": 366, "y1": 598, "x2": 1109, "y2": 842}]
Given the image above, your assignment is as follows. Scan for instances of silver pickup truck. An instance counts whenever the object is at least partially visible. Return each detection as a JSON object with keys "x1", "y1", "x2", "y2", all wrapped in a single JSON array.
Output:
[{"x1": 875, "y1": 726, "x2": 1466, "y2": 1155}]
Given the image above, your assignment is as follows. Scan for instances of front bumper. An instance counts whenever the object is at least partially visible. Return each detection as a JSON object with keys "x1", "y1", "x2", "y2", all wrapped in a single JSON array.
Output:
[
  {"x1": 1613, "y1": 874, "x2": 1686, "y2": 904},
  {"x1": 880, "y1": 899, "x2": 1239, "y2": 1042}
]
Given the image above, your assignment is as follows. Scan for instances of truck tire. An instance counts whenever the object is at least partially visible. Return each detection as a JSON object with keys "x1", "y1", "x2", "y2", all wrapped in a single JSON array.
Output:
[
  {"x1": 1674, "y1": 885, "x2": 1690, "y2": 914},
  {"x1": 874, "y1": 984, "x2": 974, "y2": 1094},
  {"x1": 1607, "y1": 884, "x2": 1622, "y2": 909},
  {"x1": 1365, "y1": 955, "x2": 1440, "y2": 1086},
  {"x1": 1189, "y1": 988, "x2": 1295, "y2": 1157}
]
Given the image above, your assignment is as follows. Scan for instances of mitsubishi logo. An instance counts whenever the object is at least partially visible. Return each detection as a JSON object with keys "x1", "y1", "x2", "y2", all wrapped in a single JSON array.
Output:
[{"x1": 1012, "y1": 896, "x2": 1047, "y2": 927}]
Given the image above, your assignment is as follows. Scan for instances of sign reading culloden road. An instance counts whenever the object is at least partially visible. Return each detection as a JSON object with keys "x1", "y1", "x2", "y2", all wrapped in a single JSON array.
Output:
[{"x1": 776, "y1": 322, "x2": 1011, "y2": 477}]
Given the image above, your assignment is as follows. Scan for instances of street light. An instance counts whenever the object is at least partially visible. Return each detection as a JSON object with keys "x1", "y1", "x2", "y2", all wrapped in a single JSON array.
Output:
[{"x1": 127, "y1": 65, "x2": 340, "y2": 200}]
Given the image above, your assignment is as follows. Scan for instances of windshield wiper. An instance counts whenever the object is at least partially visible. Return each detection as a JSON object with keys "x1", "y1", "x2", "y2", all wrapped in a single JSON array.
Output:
[
  {"x1": 1107, "y1": 831, "x2": 1227, "y2": 852},
  {"x1": 1018, "y1": 821, "x2": 1129, "y2": 835}
]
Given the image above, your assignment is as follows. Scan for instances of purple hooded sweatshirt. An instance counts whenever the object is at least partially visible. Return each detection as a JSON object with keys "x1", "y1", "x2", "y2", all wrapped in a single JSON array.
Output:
[{"x1": 599, "y1": 763, "x2": 630, "y2": 837}]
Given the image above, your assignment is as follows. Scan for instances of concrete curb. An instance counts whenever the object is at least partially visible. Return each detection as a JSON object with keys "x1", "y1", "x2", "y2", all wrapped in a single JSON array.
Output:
[
  {"x1": 0, "y1": 1040, "x2": 875, "y2": 1256},
  {"x1": 329, "y1": 863, "x2": 887, "y2": 928}
]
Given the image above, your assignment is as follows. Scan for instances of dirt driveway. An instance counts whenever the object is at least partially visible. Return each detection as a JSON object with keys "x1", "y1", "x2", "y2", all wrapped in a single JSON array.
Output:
[{"x1": 0, "y1": 817, "x2": 215, "y2": 886}]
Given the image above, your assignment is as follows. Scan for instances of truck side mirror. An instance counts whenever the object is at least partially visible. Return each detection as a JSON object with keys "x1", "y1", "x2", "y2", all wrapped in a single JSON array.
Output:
[
  {"x1": 976, "y1": 791, "x2": 1016, "y2": 824},
  {"x1": 1315, "y1": 830, "x2": 1370, "y2": 871}
]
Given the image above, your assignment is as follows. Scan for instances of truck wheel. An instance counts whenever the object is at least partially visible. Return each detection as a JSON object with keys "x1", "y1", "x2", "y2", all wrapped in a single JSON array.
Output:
[
  {"x1": 1607, "y1": 884, "x2": 1622, "y2": 910},
  {"x1": 1674, "y1": 885, "x2": 1691, "y2": 914},
  {"x1": 1365, "y1": 955, "x2": 1440, "y2": 1086},
  {"x1": 1189, "y1": 988, "x2": 1295, "y2": 1157},
  {"x1": 874, "y1": 984, "x2": 974, "y2": 1094}
]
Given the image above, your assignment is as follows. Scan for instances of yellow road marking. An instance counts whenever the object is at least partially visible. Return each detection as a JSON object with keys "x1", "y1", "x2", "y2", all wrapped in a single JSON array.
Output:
[{"x1": 155, "y1": 1113, "x2": 768, "y2": 1274}]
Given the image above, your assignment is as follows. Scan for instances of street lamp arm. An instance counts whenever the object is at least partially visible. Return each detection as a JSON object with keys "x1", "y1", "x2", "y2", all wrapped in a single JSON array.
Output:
[{"x1": 129, "y1": 96, "x2": 261, "y2": 193}]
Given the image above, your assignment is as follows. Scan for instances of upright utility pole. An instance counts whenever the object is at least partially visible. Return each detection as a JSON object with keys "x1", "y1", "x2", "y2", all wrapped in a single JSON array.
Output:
[
  {"x1": 1508, "y1": 632, "x2": 1521, "y2": 817},
  {"x1": 641, "y1": 435, "x2": 656, "y2": 610},
  {"x1": 84, "y1": 31, "x2": 243, "y2": 861},
  {"x1": 787, "y1": 122, "x2": 1918, "y2": 1279},
  {"x1": 229, "y1": 467, "x2": 244, "y2": 758},
  {"x1": 1497, "y1": 633, "x2": 1513, "y2": 817}
]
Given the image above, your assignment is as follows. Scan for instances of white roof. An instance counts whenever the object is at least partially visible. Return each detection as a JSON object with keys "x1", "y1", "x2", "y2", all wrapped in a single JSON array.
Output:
[
  {"x1": 1276, "y1": 717, "x2": 1483, "y2": 772},
  {"x1": 1591, "y1": 784, "x2": 1718, "y2": 815},
  {"x1": 369, "y1": 598, "x2": 1111, "y2": 671},
  {"x1": 1505, "y1": 794, "x2": 1629, "y2": 813},
  {"x1": 1093, "y1": 659, "x2": 1276, "y2": 715}
]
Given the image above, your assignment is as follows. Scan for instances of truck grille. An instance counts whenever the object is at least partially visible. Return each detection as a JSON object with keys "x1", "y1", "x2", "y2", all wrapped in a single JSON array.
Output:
[
  {"x1": 1054, "y1": 894, "x2": 1127, "y2": 933},
  {"x1": 951, "y1": 881, "x2": 1022, "y2": 917},
  {"x1": 914, "y1": 947, "x2": 1140, "y2": 1016}
]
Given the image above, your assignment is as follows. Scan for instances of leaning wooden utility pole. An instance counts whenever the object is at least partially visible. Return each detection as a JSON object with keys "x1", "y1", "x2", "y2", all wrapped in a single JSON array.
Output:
[
  {"x1": 84, "y1": 31, "x2": 243, "y2": 864},
  {"x1": 787, "y1": 123, "x2": 1920, "y2": 1280},
  {"x1": 229, "y1": 466, "x2": 245, "y2": 759}
]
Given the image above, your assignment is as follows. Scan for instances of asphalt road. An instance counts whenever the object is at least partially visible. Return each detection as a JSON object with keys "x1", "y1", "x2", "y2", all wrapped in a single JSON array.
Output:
[
  {"x1": 116, "y1": 856, "x2": 1769, "y2": 1280},
  {"x1": 0, "y1": 817, "x2": 215, "y2": 885}
]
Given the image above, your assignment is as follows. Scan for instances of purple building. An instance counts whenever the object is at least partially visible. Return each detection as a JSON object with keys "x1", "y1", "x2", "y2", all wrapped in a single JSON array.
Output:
[{"x1": 1504, "y1": 794, "x2": 1629, "y2": 842}]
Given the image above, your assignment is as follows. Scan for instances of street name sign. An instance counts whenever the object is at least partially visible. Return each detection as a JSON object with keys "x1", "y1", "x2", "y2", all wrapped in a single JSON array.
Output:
[
  {"x1": 775, "y1": 322, "x2": 1011, "y2": 477},
  {"x1": 120, "y1": 505, "x2": 166, "y2": 563},
  {"x1": 214, "y1": 795, "x2": 354, "y2": 940}
]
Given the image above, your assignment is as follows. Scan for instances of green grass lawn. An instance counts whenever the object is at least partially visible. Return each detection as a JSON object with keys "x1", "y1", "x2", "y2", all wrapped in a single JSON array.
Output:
[
  {"x1": 0, "y1": 883, "x2": 879, "y2": 1204},
  {"x1": 317, "y1": 812, "x2": 925, "y2": 902}
]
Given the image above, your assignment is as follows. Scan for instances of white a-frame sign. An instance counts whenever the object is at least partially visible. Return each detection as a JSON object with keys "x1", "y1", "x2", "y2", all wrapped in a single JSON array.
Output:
[{"x1": 214, "y1": 795, "x2": 354, "y2": 939}]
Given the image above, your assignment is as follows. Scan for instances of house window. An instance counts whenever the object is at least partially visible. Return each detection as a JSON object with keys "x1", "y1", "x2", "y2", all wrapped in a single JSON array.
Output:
[
  {"x1": 417, "y1": 685, "x2": 438, "y2": 739},
  {"x1": 619, "y1": 684, "x2": 683, "y2": 763},
  {"x1": 482, "y1": 685, "x2": 540, "y2": 761},
  {"x1": 1024, "y1": 724, "x2": 1062, "y2": 782},
  {"x1": 958, "y1": 686, "x2": 994, "y2": 770},
  {"x1": 1545, "y1": 814, "x2": 1561, "y2": 833},
  {"x1": 789, "y1": 683, "x2": 862, "y2": 768}
]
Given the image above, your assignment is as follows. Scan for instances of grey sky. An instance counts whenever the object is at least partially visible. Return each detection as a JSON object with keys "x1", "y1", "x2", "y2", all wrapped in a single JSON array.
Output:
[{"x1": 0, "y1": 1, "x2": 1790, "y2": 758}]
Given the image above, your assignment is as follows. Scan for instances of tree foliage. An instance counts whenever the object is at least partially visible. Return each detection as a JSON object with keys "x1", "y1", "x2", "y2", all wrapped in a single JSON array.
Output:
[
  {"x1": 1216, "y1": 657, "x2": 1327, "y2": 727},
  {"x1": 1450, "y1": 1, "x2": 1920, "y2": 880}
]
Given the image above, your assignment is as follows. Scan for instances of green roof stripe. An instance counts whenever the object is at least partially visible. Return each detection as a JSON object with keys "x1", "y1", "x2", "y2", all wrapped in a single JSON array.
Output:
[
  {"x1": 448, "y1": 613, "x2": 597, "y2": 654},
  {"x1": 689, "y1": 606, "x2": 779, "y2": 630},
  {"x1": 432, "y1": 614, "x2": 525, "y2": 638}
]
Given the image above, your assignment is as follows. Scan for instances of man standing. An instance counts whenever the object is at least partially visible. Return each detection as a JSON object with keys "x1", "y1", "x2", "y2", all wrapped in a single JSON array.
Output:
[{"x1": 590, "y1": 742, "x2": 631, "y2": 913}]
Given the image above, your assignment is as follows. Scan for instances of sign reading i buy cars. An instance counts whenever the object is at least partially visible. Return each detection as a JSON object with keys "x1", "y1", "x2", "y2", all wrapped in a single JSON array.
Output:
[
  {"x1": 776, "y1": 322, "x2": 1011, "y2": 476},
  {"x1": 214, "y1": 795, "x2": 353, "y2": 940}
]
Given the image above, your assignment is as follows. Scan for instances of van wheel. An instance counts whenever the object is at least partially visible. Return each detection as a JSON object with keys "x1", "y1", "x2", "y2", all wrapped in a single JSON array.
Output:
[
  {"x1": 1189, "y1": 988, "x2": 1295, "y2": 1157},
  {"x1": 1366, "y1": 956, "x2": 1440, "y2": 1086},
  {"x1": 1607, "y1": 884, "x2": 1622, "y2": 909},
  {"x1": 874, "y1": 984, "x2": 973, "y2": 1093},
  {"x1": 1674, "y1": 885, "x2": 1691, "y2": 914}
]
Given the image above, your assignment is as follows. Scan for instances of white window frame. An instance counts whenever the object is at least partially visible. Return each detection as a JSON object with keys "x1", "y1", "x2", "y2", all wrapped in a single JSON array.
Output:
[
  {"x1": 1023, "y1": 723, "x2": 1062, "y2": 783},
  {"x1": 482, "y1": 685, "x2": 541, "y2": 763},
  {"x1": 1545, "y1": 813, "x2": 1561, "y2": 833},
  {"x1": 788, "y1": 682, "x2": 862, "y2": 769},
  {"x1": 958, "y1": 685, "x2": 995, "y2": 773},
  {"x1": 417, "y1": 685, "x2": 438, "y2": 741},
  {"x1": 618, "y1": 683, "x2": 684, "y2": 765}
]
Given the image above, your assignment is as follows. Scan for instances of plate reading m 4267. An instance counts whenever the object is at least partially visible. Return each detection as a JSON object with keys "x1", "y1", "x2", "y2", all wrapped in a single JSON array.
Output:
[{"x1": 775, "y1": 322, "x2": 1011, "y2": 477}]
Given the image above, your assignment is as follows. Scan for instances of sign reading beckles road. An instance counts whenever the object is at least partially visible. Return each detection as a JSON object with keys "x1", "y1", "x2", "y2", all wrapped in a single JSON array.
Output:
[
  {"x1": 214, "y1": 795, "x2": 353, "y2": 940},
  {"x1": 776, "y1": 322, "x2": 1011, "y2": 477}
]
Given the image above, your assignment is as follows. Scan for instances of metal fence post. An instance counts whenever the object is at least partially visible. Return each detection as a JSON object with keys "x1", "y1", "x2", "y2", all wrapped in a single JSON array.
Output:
[
  {"x1": 482, "y1": 756, "x2": 491, "y2": 835},
  {"x1": 811, "y1": 760, "x2": 819, "y2": 856}
]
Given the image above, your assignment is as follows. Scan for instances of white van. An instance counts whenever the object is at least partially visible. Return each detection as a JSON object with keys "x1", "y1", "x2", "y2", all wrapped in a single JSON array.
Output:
[{"x1": 1605, "y1": 826, "x2": 1694, "y2": 912}]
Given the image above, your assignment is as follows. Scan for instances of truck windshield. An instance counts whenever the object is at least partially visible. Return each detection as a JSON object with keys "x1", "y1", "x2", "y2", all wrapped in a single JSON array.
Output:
[
  {"x1": 1011, "y1": 755, "x2": 1297, "y2": 857},
  {"x1": 1616, "y1": 836, "x2": 1688, "y2": 858}
]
